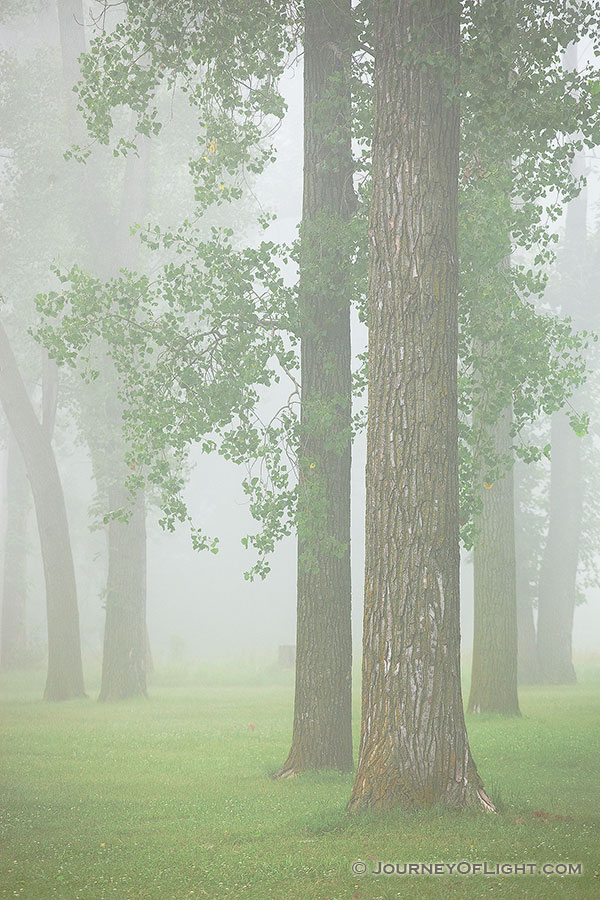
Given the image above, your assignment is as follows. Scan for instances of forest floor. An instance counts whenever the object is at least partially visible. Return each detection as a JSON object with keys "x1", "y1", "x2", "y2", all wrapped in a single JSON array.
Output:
[{"x1": 1, "y1": 659, "x2": 599, "y2": 900}]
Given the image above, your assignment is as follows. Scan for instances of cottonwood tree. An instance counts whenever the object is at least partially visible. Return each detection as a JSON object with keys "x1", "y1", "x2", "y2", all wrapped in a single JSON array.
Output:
[
  {"x1": 0, "y1": 432, "x2": 30, "y2": 669},
  {"x1": 275, "y1": 0, "x2": 356, "y2": 777},
  {"x1": 0, "y1": 7, "x2": 85, "y2": 700},
  {"x1": 0, "y1": 324, "x2": 85, "y2": 699},
  {"x1": 537, "y1": 152, "x2": 589, "y2": 684},
  {"x1": 57, "y1": 0, "x2": 157, "y2": 701},
  {"x1": 459, "y1": 1, "x2": 600, "y2": 713},
  {"x1": 347, "y1": 0, "x2": 493, "y2": 812}
]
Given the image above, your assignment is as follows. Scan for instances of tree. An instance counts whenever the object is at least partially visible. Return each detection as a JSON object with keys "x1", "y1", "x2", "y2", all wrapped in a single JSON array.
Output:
[
  {"x1": 514, "y1": 460, "x2": 542, "y2": 684},
  {"x1": 0, "y1": 431, "x2": 29, "y2": 669},
  {"x1": 537, "y1": 146, "x2": 588, "y2": 684},
  {"x1": 460, "y1": 2, "x2": 600, "y2": 710},
  {"x1": 274, "y1": 0, "x2": 356, "y2": 777},
  {"x1": 469, "y1": 408, "x2": 521, "y2": 715},
  {"x1": 57, "y1": 0, "x2": 151, "y2": 701},
  {"x1": 0, "y1": 5, "x2": 85, "y2": 700},
  {"x1": 0, "y1": 321, "x2": 85, "y2": 700},
  {"x1": 347, "y1": 0, "x2": 492, "y2": 812}
]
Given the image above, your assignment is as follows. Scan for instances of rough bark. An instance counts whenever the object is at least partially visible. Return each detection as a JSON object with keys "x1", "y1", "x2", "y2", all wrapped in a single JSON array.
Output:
[
  {"x1": 469, "y1": 406, "x2": 520, "y2": 714},
  {"x1": 348, "y1": 0, "x2": 492, "y2": 811},
  {"x1": 98, "y1": 485, "x2": 147, "y2": 701},
  {"x1": 536, "y1": 142, "x2": 586, "y2": 685},
  {"x1": 0, "y1": 321, "x2": 85, "y2": 699},
  {"x1": 0, "y1": 431, "x2": 29, "y2": 669},
  {"x1": 275, "y1": 0, "x2": 355, "y2": 776}
]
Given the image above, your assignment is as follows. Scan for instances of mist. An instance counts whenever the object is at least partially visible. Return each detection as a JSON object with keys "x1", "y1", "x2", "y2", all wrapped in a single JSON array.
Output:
[{"x1": 1, "y1": 2, "x2": 599, "y2": 899}]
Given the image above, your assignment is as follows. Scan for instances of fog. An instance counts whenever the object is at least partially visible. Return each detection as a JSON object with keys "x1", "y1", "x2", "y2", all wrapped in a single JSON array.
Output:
[
  {"x1": 3, "y1": 22, "x2": 599, "y2": 668},
  {"x1": 3, "y1": 3, "x2": 600, "y2": 899}
]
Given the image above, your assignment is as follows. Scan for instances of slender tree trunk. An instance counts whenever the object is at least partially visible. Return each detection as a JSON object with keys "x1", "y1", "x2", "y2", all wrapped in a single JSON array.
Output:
[
  {"x1": 94, "y1": 131, "x2": 151, "y2": 701},
  {"x1": 98, "y1": 485, "x2": 147, "y2": 700},
  {"x1": 517, "y1": 587, "x2": 538, "y2": 684},
  {"x1": 275, "y1": 0, "x2": 355, "y2": 776},
  {"x1": 145, "y1": 625, "x2": 154, "y2": 675},
  {"x1": 0, "y1": 321, "x2": 85, "y2": 699},
  {"x1": 0, "y1": 432, "x2": 29, "y2": 669},
  {"x1": 348, "y1": 0, "x2": 492, "y2": 811},
  {"x1": 469, "y1": 406, "x2": 520, "y2": 714},
  {"x1": 514, "y1": 462, "x2": 539, "y2": 684},
  {"x1": 58, "y1": 0, "x2": 150, "y2": 700},
  {"x1": 537, "y1": 412, "x2": 581, "y2": 684},
  {"x1": 536, "y1": 137, "x2": 586, "y2": 684}
]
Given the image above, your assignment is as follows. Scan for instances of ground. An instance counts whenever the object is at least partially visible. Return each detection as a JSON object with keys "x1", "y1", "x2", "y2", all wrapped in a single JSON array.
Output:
[{"x1": 1, "y1": 659, "x2": 599, "y2": 900}]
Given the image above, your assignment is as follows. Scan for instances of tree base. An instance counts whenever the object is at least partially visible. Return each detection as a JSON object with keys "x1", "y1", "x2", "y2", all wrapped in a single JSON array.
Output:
[{"x1": 271, "y1": 765, "x2": 299, "y2": 780}]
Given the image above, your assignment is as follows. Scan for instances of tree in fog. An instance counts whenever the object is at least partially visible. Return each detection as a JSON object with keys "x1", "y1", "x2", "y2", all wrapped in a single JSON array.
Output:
[
  {"x1": 347, "y1": 0, "x2": 492, "y2": 812},
  {"x1": 460, "y1": 1, "x2": 600, "y2": 713},
  {"x1": 0, "y1": 5, "x2": 85, "y2": 699},
  {"x1": 537, "y1": 146, "x2": 589, "y2": 684},
  {"x1": 0, "y1": 433, "x2": 29, "y2": 669},
  {"x1": 0, "y1": 326, "x2": 85, "y2": 699},
  {"x1": 275, "y1": 0, "x2": 356, "y2": 777},
  {"x1": 56, "y1": 0, "x2": 156, "y2": 701}
]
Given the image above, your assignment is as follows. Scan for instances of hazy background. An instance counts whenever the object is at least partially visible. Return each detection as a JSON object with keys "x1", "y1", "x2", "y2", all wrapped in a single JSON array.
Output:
[{"x1": 1, "y1": 9, "x2": 599, "y2": 670}]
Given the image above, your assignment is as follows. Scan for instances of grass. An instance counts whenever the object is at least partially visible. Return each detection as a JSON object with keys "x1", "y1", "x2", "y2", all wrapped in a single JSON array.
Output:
[{"x1": 1, "y1": 661, "x2": 599, "y2": 900}]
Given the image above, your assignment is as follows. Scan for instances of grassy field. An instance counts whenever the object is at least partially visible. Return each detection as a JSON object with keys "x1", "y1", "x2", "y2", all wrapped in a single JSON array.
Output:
[{"x1": 1, "y1": 660, "x2": 599, "y2": 900}]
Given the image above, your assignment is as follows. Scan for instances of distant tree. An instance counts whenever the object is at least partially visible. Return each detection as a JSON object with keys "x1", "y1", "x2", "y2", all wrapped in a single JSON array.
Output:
[
  {"x1": 537, "y1": 148, "x2": 589, "y2": 684},
  {"x1": 57, "y1": 0, "x2": 153, "y2": 701},
  {"x1": 460, "y1": 2, "x2": 600, "y2": 712},
  {"x1": 514, "y1": 458, "x2": 544, "y2": 683},
  {"x1": 0, "y1": 7, "x2": 85, "y2": 700},
  {"x1": 0, "y1": 432, "x2": 29, "y2": 669},
  {"x1": 0, "y1": 322, "x2": 85, "y2": 699}
]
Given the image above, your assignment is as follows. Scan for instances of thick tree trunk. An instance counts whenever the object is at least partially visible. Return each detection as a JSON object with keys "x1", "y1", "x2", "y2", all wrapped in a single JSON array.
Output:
[
  {"x1": 0, "y1": 321, "x2": 85, "y2": 699},
  {"x1": 348, "y1": 1, "x2": 492, "y2": 811},
  {"x1": 469, "y1": 406, "x2": 520, "y2": 714},
  {"x1": 276, "y1": 0, "x2": 355, "y2": 776},
  {"x1": 0, "y1": 432, "x2": 29, "y2": 669},
  {"x1": 98, "y1": 485, "x2": 147, "y2": 701}
]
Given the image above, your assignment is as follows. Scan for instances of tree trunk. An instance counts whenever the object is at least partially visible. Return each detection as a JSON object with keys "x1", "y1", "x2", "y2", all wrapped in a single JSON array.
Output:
[
  {"x1": 536, "y1": 412, "x2": 581, "y2": 684},
  {"x1": 348, "y1": 0, "x2": 492, "y2": 811},
  {"x1": 517, "y1": 586, "x2": 538, "y2": 684},
  {"x1": 514, "y1": 462, "x2": 539, "y2": 684},
  {"x1": 145, "y1": 625, "x2": 154, "y2": 675},
  {"x1": 469, "y1": 406, "x2": 520, "y2": 714},
  {"x1": 536, "y1": 128, "x2": 586, "y2": 684},
  {"x1": 58, "y1": 0, "x2": 150, "y2": 701},
  {"x1": 98, "y1": 485, "x2": 147, "y2": 701},
  {"x1": 0, "y1": 321, "x2": 85, "y2": 699},
  {"x1": 275, "y1": 0, "x2": 355, "y2": 776},
  {"x1": 0, "y1": 431, "x2": 29, "y2": 669}
]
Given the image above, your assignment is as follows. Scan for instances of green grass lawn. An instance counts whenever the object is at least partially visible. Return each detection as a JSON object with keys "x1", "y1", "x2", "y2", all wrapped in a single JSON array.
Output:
[{"x1": 1, "y1": 660, "x2": 599, "y2": 900}]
